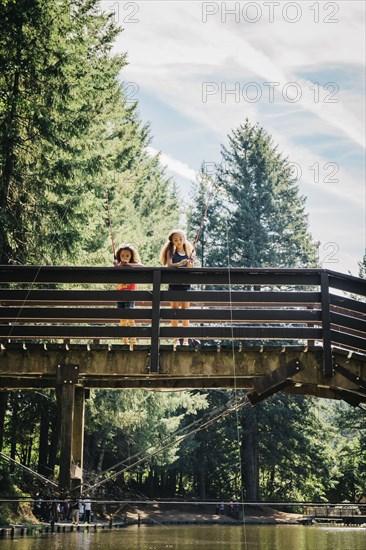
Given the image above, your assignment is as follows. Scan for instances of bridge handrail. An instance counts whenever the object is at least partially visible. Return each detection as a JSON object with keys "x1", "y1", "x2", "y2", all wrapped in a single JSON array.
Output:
[
  {"x1": 0, "y1": 265, "x2": 363, "y2": 289},
  {"x1": 0, "y1": 266, "x2": 365, "y2": 373}
]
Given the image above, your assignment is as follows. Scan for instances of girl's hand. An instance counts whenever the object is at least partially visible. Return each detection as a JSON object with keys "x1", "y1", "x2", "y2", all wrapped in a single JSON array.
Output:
[{"x1": 179, "y1": 259, "x2": 188, "y2": 266}]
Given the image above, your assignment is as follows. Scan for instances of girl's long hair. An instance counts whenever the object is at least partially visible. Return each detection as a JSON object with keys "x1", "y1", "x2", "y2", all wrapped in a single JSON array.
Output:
[
  {"x1": 115, "y1": 244, "x2": 141, "y2": 264},
  {"x1": 160, "y1": 230, "x2": 193, "y2": 265}
]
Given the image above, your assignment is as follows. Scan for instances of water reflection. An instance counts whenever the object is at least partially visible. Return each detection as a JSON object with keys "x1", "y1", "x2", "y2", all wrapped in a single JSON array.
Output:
[{"x1": 0, "y1": 525, "x2": 365, "y2": 550}]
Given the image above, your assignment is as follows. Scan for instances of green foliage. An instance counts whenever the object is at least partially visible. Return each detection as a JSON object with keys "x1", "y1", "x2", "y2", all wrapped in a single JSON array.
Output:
[
  {"x1": 84, "y1": 389, "x2": 208, "y2": 492},
  {"x1": 0, "y1": 469, "x2": 36, "y2": 525},
  {"x1": 257, "y1": 395, "x2": 340, "y2": 501},
  {"x1": 327, "y1": 401, "x2": 366, "y2": 501},
  {"x1": 0, "y1": 0, "x2": 179, "y2": 267},
  {"x1": 358, "y1": 254, "x2": 366, "y2": 278},
  {"x1": 175, "y1": 390, "x2": 240, "y2": 499}
]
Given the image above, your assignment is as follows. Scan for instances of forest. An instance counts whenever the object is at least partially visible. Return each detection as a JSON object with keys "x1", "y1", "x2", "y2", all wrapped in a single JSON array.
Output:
[{"x1": 0, "y1": 0, "x2": 365, "y2": 522}]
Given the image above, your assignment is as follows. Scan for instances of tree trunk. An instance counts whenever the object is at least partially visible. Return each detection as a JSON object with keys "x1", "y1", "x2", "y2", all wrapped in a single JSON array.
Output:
[
  {"x1": 198, "y1": 463, "x2": 206, "y2": 500},
  {"x1": 10, "y1": 393, "x2": 19, "y2": 471},
  {"x1": 146, "y1": 469, "x2": 154, "y2": 498},
  {"x1": 38, "y1": 397, "x2": 50, "y2": 476},
  {"x1": 0, "y1": 55, "x2": 20, "y2": 264},
  {"x1": 0, "y1": 391, "x2": 8, "y2": 451},
  {"x1": 26, "y1": 436, "x2": 32, "y2": 467},
  {"x1": 178, "y1": 471, "x2": 184, "y2": 495},
  {"x1": 47, "y1": 411, "x2": 59, "y2": 476},
  {"x1": 96, "y1": 439, "x2": 106, "y2": 473},
  {"x1": 241, "y1": 406, "x2": 260, "y2": 501},
  {"x1": 167, "y1": 469, "x2": 177, "y2": 496}
]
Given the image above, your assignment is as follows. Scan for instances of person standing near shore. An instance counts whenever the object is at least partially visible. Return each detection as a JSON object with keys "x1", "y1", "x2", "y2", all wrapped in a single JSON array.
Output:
[
  {"x1": 83, "y1": 495, "x2": 92, "y2": 524},
  {"x1": 71, "y1": 500, "x2": 79, "y2": 525}
]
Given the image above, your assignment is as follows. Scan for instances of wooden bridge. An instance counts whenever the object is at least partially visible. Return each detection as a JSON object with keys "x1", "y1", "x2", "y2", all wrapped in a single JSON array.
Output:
[{"x1": 0, "y1": 265, "x2": 365, "y2": 491}]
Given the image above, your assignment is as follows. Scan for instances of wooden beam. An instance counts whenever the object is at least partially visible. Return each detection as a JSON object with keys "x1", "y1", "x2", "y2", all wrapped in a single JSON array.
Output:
[
  {"x1": 71, "y1": 387, "x2": 85, "y2": 496},
  {"x1": 57, "y1": 364, "x2": 78, "y2": 493},
  {"x1": 253, "y1": 359, "x2": 303, "y2": 395},
  {"x1": 150, "y1": 270, "x2": 161, "y2": 373}
]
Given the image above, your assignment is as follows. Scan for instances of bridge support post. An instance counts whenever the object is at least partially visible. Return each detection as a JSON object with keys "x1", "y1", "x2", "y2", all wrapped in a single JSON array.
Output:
[
  {"x1": 70, "y1": 387, "x2": 86, "y2": 496},
  {"x1": 150, "y1": 270, "x2": 161, "y2": 373},
  {"x1": 320, "y1": 272, "x2": 333, "y2": 378},
  {"x1": 56, "y1": 365, "x2": 82, "y2": 493}
]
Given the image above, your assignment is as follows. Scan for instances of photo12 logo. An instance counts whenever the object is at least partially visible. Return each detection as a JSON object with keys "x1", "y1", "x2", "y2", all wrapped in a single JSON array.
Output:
[
  {"x1": 202, "y1": 160, "x2": 339, "y2": 185},
  {"x1": 289, "y1": 162, "x2": 339, "y2": 184},
  {"x1": 316, "y1": 242, "x2": 339, "y2": 265},
  {"x1": 98, "y1": 1, "x2": 140, "y2": 23},
  {"x1": 202, "y1": 81, "x2": 339, "y2": 104},
  {"x1": 123, "y1": 82, "x2": 139, "y2": 103},
  {"x1": 202, "y1": 2, "x2": 340, "y2": 24}
]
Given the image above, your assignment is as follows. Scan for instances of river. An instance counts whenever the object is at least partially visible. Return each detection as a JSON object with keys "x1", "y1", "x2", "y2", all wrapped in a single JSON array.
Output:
[{"x1": 0, "y1": 524, "x2": 365, "y2": 549}]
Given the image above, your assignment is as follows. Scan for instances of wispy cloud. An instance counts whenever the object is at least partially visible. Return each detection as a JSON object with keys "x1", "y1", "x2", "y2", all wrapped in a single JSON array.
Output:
[
  {"x1": 147, "y1": 146, "x2": 197, "y2": 181},
  {"x1": 111, "y1": 0, "x2": 365, "y2": 273}
]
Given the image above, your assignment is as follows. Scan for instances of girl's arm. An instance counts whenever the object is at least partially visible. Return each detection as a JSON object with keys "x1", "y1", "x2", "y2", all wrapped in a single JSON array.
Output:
[
  {"x1": 117, "y1": 261, "x2": 144, "y2": 267},
  {"x1": 166, "y1": 250, "x2": 188, "y2": 268}
]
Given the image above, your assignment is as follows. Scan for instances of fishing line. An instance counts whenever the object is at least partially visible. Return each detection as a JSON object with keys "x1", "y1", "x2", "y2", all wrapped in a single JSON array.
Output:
[
  {"x1": 191, "y1": 173, "x2": 218, "y2": 258},
  {"x1": 0, "y1": 451, "x2": 58, "y2": 488},
  {"x1": 80, "y1": 393, "x2": 243, "y2": 493},
  {"x1": 80, "y1": 393, "x2": 248, "y2": 493},
  {"x1": 83, "y1": 396, "x2": 252, "y2": 494},
  {"x1": 226, "y1": 221, "x2": 248, "y2": 546}
]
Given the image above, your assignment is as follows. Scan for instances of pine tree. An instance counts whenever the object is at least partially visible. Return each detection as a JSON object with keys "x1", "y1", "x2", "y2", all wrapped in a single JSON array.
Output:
[
  {"x1": 0, "y1": 1, "x2": 128, "y2": 264},
  {"x1": 189, "y1": 120, "x2": 317, "y2": 268},
  {"x1": 358, "y1": 253, "x2": 366, "y2": 278}
]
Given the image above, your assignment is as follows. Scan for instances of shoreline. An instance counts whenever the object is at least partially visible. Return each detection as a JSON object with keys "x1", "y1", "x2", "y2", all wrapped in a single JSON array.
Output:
[
  {"x1": 2, "y1": 504, "x2": 365, "y2": 538},
  {"x1": 0, "y1": 505, "x2": 315, "y2": 538}
]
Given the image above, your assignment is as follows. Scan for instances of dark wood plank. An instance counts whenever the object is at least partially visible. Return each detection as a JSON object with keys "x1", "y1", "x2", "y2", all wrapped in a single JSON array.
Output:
[
  {"x1": 330, "y1": 330, "x2": 366, "y2": 352},
  {"x1": 330, "y1": 312, "x2": 366, "y2": 334},
  {"x1": 0, "y1": 325, "x2": 150, "y2": 338},
  {"x1": 160, "y1": 327, "x2": 322, "y2": 339},
  {"x1": 0, "y1": 307, "x2": 321, "y2": 323},
  {"x1": 330, "y1": 294, "x2": 366, "y2": 314},
  {"x1": 150, "y1": 271, "x2": 161, "y2": 373},
  {"x1": 321, "y1": 273, "x2": 333, "y2": 377}
]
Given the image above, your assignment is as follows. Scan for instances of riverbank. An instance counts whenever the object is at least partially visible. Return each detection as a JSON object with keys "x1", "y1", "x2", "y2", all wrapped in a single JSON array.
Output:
[
  {"x1": 0, "y1": 503, "x2": 311, "y2": 539},
  {"x1": 126, "y1": 503, "x2": 309, "y2": 526}
]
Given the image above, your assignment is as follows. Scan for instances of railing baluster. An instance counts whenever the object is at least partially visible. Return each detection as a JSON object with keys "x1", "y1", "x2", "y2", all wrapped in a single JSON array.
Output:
[
  {"x1": 321, "y1": 272, "x2": 333, "y2": 378},
  {"x1": 150, "y1": 270, "x2": 161, "y2": 373}
]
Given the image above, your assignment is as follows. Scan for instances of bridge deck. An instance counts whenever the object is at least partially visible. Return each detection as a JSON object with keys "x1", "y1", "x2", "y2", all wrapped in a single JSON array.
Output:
[{"x1": 0, "y1": 266, "x2": 365, "y2": 401}]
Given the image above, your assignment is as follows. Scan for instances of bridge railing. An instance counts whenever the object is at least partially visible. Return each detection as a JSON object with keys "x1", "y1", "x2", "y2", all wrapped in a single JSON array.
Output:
[{"x1": 0, "y1": 266, "x2": 365, "y2": 374}]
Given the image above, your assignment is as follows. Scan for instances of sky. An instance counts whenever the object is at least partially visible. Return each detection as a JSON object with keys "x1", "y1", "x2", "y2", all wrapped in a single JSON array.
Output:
[{"x1": 100, "y1": 0, "x2": 365, "y2": 275}]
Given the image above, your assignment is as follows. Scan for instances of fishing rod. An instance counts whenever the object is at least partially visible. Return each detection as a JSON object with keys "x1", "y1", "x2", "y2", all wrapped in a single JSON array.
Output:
[
  {"x1": 191, "y1": 172, "x2": 218, "y2": 258},
  {"x1": 106, "y1": 189, "x2": 116, "y2": 259}
]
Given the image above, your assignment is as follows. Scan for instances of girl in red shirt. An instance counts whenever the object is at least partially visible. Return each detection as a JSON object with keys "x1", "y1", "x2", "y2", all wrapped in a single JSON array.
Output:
[{"x1": 115, "y1": 244, "x2": 143, "y2": 348}]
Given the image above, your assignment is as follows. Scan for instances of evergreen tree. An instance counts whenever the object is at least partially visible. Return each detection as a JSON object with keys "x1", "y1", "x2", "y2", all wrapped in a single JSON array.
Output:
[
  {"x1": 188, "y1": 120, "x2": 317, "y2": 268},
  {"x1": 0, "y1": 0, "x2": 179, "y2": 267},
  {"x1": 0, "y1": 0, "x2": 120, "y2": 263},
  {"x1": 358, "y1": 253, "x2": 366, "y2": 278}
]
